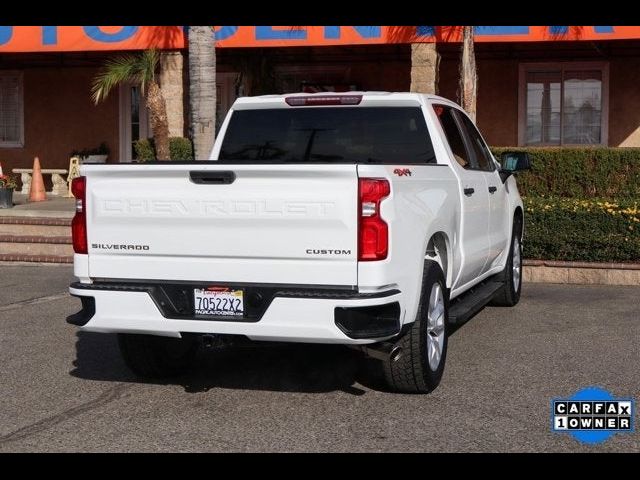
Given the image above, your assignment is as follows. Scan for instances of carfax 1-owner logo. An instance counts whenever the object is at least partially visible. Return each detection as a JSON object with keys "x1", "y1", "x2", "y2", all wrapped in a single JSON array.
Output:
[{"x1": 552, "y1": 387, "x2": 635, "y2": 444}]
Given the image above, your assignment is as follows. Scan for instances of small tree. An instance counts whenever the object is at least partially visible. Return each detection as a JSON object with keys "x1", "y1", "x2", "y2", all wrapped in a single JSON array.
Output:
[{"x1": 92, "y1": 49, "x2": 171, "y2": 161}]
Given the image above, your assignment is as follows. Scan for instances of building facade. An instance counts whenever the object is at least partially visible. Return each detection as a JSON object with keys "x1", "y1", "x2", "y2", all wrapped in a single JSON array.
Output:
[{"x1": 1, "y1": 26, "x2": 640, "y2": 175}]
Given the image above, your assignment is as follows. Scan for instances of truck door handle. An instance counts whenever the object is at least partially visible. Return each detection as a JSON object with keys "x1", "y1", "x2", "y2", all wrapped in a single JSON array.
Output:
[
  {"x1": 190, "y1": 171, "x2": 236, "y2": 185},
  {"x1": 488, "y1": 186, "x2": 497, "y2": 194},
  {"x1": 463, "y1": 188, "x2": 475, "y2": 196}
]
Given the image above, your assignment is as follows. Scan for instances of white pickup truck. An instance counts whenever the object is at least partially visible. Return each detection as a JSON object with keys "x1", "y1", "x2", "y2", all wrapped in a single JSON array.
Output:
[{"x1": 67, "y1": 92, "x2": 530, "y2": 393}]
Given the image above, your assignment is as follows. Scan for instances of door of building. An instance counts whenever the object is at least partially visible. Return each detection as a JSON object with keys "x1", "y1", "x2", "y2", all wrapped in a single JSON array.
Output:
[{"x1": 119, "y1": 84, "x2": 149, "y2": 162}]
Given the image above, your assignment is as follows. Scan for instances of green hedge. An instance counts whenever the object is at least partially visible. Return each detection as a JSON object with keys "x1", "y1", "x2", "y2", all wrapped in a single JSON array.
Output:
[
  {"x1": 523, "y1": 197, "x2": 640, "y2": 262},
  {"x1": 134, "y1": 137, "x2": 194, "y2": 161},
  {"x1": 489, "y1": 148, "x2": 640, "y2": 261},
  {"x1": 491, "y1": 147, "x2": 640, "y2": 198}
]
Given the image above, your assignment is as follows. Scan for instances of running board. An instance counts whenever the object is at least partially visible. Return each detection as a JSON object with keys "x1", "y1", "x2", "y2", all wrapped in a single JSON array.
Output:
[{"x1": 448, "y1": 281, "x2": 503, "y2": 325}]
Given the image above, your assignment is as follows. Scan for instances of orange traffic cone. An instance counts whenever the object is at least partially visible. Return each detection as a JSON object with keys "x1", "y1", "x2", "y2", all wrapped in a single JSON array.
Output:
[{"x1": 29, "y1": 157, "x2": 47, "y2": 202}]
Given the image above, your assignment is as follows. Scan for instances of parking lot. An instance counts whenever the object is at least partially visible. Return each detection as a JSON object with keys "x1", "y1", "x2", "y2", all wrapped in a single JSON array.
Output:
[{"x1": 0, "y1": 263, "x2": 637, "y2": 452}]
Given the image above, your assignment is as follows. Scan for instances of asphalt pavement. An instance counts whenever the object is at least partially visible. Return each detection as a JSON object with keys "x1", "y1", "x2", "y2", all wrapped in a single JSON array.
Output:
[{"x1": 0, "y1": 263, "x2": 638, "y2": 452}]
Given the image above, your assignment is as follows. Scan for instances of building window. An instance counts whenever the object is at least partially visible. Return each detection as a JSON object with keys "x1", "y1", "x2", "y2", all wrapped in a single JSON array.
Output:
[
  {"x1": 519, "y1": 63, "x2": 608, "y2": 146},
  {"x1": 0, "y1": 72, "x2": 24, "y2": 148}
]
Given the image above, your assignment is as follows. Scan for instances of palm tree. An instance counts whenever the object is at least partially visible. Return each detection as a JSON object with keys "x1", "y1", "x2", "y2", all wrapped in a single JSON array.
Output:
[
  {"x1": 187, "y1": 26, "x2": 216, "y2": 160},
  {"x1": 91, "y1": 49, "x2": 171, "y2": 161},
  {"x1": 459, "y1": 26, "x2": 478, "y2": 121}
]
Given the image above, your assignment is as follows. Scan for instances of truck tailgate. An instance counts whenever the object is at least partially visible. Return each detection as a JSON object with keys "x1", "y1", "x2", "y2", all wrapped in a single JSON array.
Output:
[{"x1": 84, "y1": 163, "x2": 358, "y2": 286}]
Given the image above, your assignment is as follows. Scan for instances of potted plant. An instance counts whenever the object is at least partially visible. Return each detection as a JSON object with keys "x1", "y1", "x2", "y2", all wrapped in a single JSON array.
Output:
[
  {"x1": 71, "y1": 142, "x2": 110, "y2": 163},
  {"x1": 0, "y1": 173, "x2": 18, "y2": 209}
]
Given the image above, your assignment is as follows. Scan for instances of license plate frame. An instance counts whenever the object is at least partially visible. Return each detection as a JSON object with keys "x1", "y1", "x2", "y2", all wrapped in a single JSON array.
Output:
[{"x1": 193, "y1": 287, "x2": 244, "y2": 317}]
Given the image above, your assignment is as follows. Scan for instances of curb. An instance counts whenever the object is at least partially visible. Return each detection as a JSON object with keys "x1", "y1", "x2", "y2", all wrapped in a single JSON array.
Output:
[
  {"x1": 523, "y1": 260, "x2": 640, "y2": 286},
  {"x1": 523, "y1": 259, "x2": 640, "y2": 270}
]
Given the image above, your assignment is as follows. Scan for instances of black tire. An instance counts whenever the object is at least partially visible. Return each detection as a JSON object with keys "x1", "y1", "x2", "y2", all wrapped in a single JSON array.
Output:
[
  {"x1": 490, "y1": 218, "x2": 523, "y2": 307},
  {"x1": 118, "y1": 333, "x2": 199, "y2": 379},
  {"x1": 377, "y1": 260, "x2": 449, "y2": 394}
]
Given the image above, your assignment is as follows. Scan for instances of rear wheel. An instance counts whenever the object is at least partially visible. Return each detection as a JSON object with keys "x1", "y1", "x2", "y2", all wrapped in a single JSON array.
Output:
[
  {"x1": 490, "y1": 218, "x2": 523, "y2": 307},
  {"x1": 375, "y1": 260, "x2": 449, "y2": 393},
  {"x1": 118, "y1": 333, "x2": 199, "y2": 379}
]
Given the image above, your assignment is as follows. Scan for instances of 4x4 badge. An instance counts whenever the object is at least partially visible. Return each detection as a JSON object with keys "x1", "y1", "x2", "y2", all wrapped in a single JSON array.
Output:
[{"x1": 393, "y1": 168, "x2": 412, "y2": 177}]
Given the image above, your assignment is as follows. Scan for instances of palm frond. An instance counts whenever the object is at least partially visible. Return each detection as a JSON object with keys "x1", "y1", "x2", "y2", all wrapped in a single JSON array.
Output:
[
  {"x1": 91, "y1": 54, "x2": 139, "y2": 104},
  {"x1": 91, "y1": 50, "x2": 160, "y2": 104}
]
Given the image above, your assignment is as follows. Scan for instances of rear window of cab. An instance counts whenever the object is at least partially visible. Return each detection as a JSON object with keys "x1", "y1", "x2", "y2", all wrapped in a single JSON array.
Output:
[{"x1": 219, "y1": 107, "x2": 436, "y2": 164}]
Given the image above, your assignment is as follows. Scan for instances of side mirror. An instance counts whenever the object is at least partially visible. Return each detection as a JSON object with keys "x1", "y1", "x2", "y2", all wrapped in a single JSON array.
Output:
[{"x1": 499, "y1": 151, "x2": 531, "y2": 183}]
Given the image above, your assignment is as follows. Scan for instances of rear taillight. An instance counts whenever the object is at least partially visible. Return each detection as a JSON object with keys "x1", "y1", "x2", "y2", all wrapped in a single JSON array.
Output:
[
  {"x1": 358, "y1": 178, "x2": 390, "y2": 261},
  {"x1": 71, "y1": 176, "x2": 87, "y2": 254}
]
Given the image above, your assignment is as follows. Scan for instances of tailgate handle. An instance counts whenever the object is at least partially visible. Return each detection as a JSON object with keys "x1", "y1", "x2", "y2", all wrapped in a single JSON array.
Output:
[{"x1": 189, "y1": 171, "x2": 236, "y2": 185}]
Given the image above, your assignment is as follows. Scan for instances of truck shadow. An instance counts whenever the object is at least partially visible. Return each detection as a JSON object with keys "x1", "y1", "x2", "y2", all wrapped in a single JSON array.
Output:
[{"x1": 70, "y1": 331, "x2": 371, "y2": 395}]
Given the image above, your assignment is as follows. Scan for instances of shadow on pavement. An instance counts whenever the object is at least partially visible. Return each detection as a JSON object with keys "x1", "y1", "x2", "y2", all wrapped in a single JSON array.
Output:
[{"x1": 70, "y1": 331, "x2": 371, "y2": 395}]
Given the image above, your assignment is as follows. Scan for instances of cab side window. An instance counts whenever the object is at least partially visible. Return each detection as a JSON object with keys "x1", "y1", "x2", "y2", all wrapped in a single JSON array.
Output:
[
  {"x1": 433, "y1": 105, "x2": 472, "y2": 169},
  {"x1": 455, "y1": 112, "x2": 496, "y2": 172}
]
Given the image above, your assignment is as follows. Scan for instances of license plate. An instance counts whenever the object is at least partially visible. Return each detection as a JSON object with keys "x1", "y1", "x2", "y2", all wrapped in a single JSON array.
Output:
[{"x1": 194, "y1": 287, "x2": 244, "y2": 316}]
